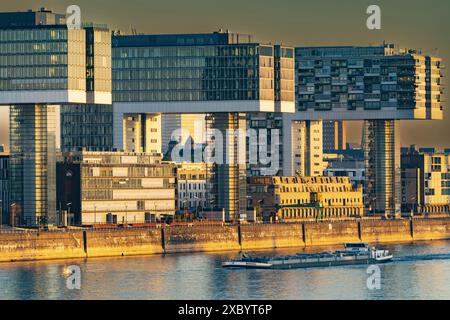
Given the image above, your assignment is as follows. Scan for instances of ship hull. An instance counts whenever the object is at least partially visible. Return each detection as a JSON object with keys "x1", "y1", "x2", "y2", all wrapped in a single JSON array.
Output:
[{"x1": 222, "y1": 255, "x2": 393, "y2": 270}]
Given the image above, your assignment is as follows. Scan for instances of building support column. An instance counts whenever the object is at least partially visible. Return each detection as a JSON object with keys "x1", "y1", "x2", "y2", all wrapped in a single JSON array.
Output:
[
  {"x1": 363, "y1": 119, "x2": 401, "y2": 218},
  {"x1": 281, "y1": 114, "x2": 294, "y2": 176},
  {"x1": 10, "y1": 104, "x2": 57, "y2": 227},
  {"x1": 209, "y1": 113, "x2": 247, "y2": 222},
  {"x1": 112, "y1": 107, "x2": 124, "y2": 151}
]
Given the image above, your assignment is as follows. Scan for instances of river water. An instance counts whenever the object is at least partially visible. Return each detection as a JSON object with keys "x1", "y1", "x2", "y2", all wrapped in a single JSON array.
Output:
[{"x1": 0, "y1": 241, "x2": 450, "y2": 300}]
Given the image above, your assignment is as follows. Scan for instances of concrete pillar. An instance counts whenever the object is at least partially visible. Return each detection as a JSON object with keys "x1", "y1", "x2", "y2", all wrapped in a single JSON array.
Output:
[
  {"x1": 282, "y1": 114, "x2": 294, "y2": 176},
  {"x1": 210, "y1": 113, "x2": 247, "y2": 222},
  {"x1": 363, "y1": 120, "x2": 401, "y2": 218},
  {"x1": 10, "y1": 104, "x2": 57, "y2": 226}
]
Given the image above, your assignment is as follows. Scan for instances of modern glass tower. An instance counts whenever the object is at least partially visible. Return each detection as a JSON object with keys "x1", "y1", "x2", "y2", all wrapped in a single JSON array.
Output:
[
  {"x1": 0, "y1": 8, "x2": 111, "y2": 226},
  {"x1": 0, "y1": 148, "x2": 9, "y2": 226}
]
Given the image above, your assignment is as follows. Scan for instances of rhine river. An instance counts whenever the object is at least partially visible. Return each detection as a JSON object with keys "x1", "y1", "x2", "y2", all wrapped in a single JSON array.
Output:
[{"x1": 0, "y1": 241, "x2": 450, "y2": 300}]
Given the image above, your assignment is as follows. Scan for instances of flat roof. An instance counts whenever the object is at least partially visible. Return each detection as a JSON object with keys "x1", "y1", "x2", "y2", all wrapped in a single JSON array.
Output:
[{"x1": 112, "y1": 32, "x2": 256, "y2": 47}]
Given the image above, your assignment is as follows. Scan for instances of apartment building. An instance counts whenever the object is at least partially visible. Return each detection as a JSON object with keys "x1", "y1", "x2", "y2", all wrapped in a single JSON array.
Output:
[
  {"x1": 247, "y1": 176, "x2": 364, "y2": 221},
  {"x1": 401, "y1": 146, "x2": 450, "y2": 215},
  {"x1": 177, "y1": 162, "x2": 213, "y2": 212}
]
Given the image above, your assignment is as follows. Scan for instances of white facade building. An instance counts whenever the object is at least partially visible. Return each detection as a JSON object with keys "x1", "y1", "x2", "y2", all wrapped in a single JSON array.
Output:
[{"x1": 177, "y1": 163, "x2": 213, "y2": 212}]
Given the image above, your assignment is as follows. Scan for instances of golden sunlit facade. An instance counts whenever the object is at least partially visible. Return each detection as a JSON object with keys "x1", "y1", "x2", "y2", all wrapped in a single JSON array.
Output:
[{"x1": 248, "y1": 176, "x2": 364, "y2": 221}]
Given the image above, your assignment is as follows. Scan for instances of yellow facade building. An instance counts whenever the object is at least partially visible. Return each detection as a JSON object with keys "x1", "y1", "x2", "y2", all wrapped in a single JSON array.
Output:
[{"x1": 248, "y1": 176, "x2": 364, "y2": 221}]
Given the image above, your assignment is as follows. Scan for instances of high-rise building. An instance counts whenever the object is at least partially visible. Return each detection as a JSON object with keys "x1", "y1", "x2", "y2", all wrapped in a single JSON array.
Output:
[
  {"x1": 57, "y1": 151, "x2": 176, "y2": 225},
  {"x1": 55, "y1": 28, "x2": 444, "y2": 219},
  {"x1": 401, "y1": 146, "x2": 450, "y2": 215},
  {"x1": 9, "y1": 105, "x2": 57, "y2": 226},
  {"x1": 0, "y1": 8, "x2": 112, "y2": 226},
  {"x1": 0, "y1": 149, "x2": 9, "y2": 226},
  {"x1": 363, "y1": 120, "x2": 401, "y2": 216},
  {"x1": 283, "y1": 44, "x2": 444, "y2": 217},
  {"x1": 59, "y1": 31, "x2": 296, "y2": 221}
]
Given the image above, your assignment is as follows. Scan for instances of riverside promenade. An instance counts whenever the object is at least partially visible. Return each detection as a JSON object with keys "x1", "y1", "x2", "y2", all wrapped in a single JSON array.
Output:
[{"x1": 0, "y1": 217, "x2": 450, "y2": 263}]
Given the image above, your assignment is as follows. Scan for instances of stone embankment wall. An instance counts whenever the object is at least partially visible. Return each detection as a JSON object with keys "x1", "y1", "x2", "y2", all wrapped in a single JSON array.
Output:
[{"x1": 1, "y1": 218, "x2": 450, "y2": 263}]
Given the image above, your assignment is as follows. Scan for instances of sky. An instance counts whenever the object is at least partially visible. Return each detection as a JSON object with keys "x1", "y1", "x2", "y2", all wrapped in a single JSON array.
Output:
[{"x1": 0, "y1": 0, "x2": 449, "y2": 148}]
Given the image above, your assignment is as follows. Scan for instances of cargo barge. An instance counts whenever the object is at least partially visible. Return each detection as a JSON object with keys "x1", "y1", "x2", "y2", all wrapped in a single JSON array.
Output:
[{"x1": 222, "y1": 243, "x2": 393, "y2": 270}]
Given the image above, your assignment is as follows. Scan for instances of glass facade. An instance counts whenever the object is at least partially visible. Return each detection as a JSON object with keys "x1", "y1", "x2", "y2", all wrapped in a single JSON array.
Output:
[
  {"x1": 364, "y1": 120, "x2": 401, "y2": 217},
  {"x1": 60, "y1": 104, "x2": 113, "y2": 151},
  {"x1": 209, "y1": 112, "x2": 247, "y2": 221},
  {"x1": 0, "y1": 27, "x2": 86, "y2": 92},
  {"x1": 0, "y1": 154, "x2": 9, "y2": 225},
  {"x1": 10, "y1": 105, "x2": 57, "y2": 226},
  {"x1": 0, "y1": 10, "x2": 112, "y2": 227},
  {"x1": 112, "y1": 38, "x2": 278, "y2": 102}
]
